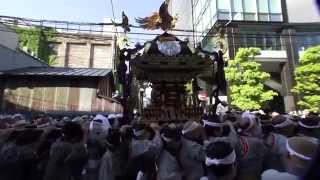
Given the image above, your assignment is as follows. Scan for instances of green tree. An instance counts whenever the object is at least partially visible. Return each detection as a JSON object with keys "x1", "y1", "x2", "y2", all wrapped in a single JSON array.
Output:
[
  {"x1": 12, "y1": 26, "x2": 57, "y2": 65},
  {"x1": 225, "y1": 48, "x2": 278, "y2": 110},
  {"x1": 292, "y1": 46, "x2": 320, "y2": 113}
]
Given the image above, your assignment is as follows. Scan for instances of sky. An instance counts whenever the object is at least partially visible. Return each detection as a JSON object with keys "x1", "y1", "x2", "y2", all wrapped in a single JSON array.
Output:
[
  {"x1": 1, "y1": 0, "x2": 164, "y2": 42},
  {"x1": 0, "y1": 0, "x2": 163, "y2": 22}
]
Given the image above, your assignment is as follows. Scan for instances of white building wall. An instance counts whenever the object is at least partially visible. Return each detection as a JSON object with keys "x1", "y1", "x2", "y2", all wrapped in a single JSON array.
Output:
[
  {"x1": 169, "y1": 0, "x2": 194, "y2": 41},
  {"x1": 286, "y1": 0, "x2": 320, "y2": 23}
]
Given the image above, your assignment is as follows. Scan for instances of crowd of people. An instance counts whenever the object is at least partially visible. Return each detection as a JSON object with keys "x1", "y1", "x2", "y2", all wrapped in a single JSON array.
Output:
[{"x1": 0, "y1": 110, "x2": 319, "y2": 180}]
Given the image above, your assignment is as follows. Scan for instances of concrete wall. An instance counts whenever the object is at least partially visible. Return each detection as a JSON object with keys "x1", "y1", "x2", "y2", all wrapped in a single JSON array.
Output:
[
  {"x1": 0, "y1": 45, "x2": 48, "y2": 71},
  {"x1": 286, "y1": 0, "x2": 320, "y2": 23},
  {"x1": 0, "y1": 24, "x2": 19, "y2": 50},
  {"x1": 52, "y1": 36, "x2": 114, "y2": 69}
]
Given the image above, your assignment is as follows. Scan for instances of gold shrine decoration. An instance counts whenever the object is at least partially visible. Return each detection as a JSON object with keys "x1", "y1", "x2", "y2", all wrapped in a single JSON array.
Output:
[{"x1": 135, "y1": 0, "x2": 178, "y2": 31}]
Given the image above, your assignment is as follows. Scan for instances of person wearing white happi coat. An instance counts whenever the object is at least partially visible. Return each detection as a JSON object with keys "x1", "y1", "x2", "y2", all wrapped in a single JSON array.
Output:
[
  {"x1": 203, "y1": 114, "x2": 239, "y2": 150},
  {"x1": 158, "y1": 124, "x2": 183, "y2": 180},
  {"x1": 130, "y1": 123, "x2": 163, "y2": 159},
  {"x1": 236, "y1": 112, "x2": 267, "y2": 180},
  {"x1": 262, "y1": 136, "x2": 319, "y2": 180},
  {"x1": 180, "y1": 121, "x2": 206, "y2": 180},
  {"x1": 202, "y1": 141, "x2": 238, "y2": 180}
]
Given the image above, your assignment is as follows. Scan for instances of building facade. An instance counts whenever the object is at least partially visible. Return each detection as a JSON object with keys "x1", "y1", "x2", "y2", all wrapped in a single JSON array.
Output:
[
  {"x1": 49, "y1": 34, "x2": 116, "y2": 69},
  {"x1": 170, "y1": 0, "x2": 320, "y2": 112},
  {"x1": 0, "y1": 24, "x2": 122, "y2": 114}
]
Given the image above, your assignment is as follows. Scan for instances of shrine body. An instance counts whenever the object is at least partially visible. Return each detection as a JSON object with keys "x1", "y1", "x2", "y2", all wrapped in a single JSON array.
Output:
[{"x1": 131, "y1": 32, "x2": 217, "y2": 123}]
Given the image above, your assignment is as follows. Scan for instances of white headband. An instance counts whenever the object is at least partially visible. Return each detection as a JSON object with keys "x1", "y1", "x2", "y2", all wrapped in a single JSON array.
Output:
[
  {"x1": 182, "y1": 121, "x2": 200, "y2": 135},
  {"x1": 205, "y1": 150, "x2": 236, "y2": 166},
  {"x1": 273, "y1": 118, "x2": 295, "y2": 128},
  {"x1": 298, "y1": 121, "x2": 320, "y2": 129},
  {"x1": 161, "y1": 134, "x2": 173, "y2": 142},
  {"x1": 286, "y1": 140, "x2": 312, "y2": 161},
  {"x1": 203, "y1": 120, "x2": 224, "y2": 128},
  {"x1": 133, "y1": 129, "x2": 145, "y2": 137}
]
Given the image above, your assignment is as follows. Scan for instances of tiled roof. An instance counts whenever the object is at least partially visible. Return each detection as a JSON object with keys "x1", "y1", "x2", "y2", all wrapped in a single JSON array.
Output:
[{"x1": 2, "y1": 67, "x2": 112, "y2": 77}]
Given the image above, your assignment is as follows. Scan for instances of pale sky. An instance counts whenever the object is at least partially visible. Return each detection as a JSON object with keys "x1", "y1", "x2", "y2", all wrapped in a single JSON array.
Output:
[{"x1": 1, "y1": 0, "x2": 165, "y2": 42}]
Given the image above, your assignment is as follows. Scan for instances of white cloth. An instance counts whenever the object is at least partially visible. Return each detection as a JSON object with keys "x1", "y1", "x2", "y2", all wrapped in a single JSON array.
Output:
[
  {"x1": 261, "y1": 169, "x2": 299, "y2": 180},
  {"x1": 130, "y1": 132, "x2": 163, "y2": 158},
  {"x1": 182, "y1": 121, "x2": 201, "y2": 135},
  {"x1": 180, "y1": 138, "x2": 205, "y2": 180},
  {"x1": 158, "y1": 150, "x2": 182, "y2": 180},
  {"x1": 205, "y1": 150, "x2": 236, "y2": 166},
  {"x1": 90, "y1": 114, "x2": 111, "y2": 131}
]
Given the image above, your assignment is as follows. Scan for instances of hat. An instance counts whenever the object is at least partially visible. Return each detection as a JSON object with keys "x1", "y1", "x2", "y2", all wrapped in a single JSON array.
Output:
[
  {"x1": 286, "y1": 136, "x2": 319, "y2": 161},
  {"x1": 182, "y1": 121, "x2": 201, "y2": 135}
]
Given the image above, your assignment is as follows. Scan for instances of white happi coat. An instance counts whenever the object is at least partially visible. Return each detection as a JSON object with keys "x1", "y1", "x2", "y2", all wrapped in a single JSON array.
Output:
[
  {"x1": 180, "y1": 137, "x2": 205, "y2": 180},
  {"x1": 158, "y1": 150, "x2": 182, "y2": 180},
  {"x1": 130, "y1": 132, "x2": 163, "y2": 158}
]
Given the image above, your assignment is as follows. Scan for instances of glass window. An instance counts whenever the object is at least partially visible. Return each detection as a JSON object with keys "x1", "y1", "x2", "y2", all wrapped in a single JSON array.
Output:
[
  {"x1": 218, "y1": 0, "x2": 231, "y2": 11},
  {"x1": 218, "y1": 12, "x2": 231, "y2": 20},
  {"x1": 232, "y1": 0, "x2": 243, "y2": 20},
  {"x1": 247, "y1": 36, "x2": 256, "y2": 47},
  {"x1": 269, "y1": 0, "x2": 282, "y2": 13},
  {"x1": 244, "y1": 0, "x2": 257, "y2": 13},
  {"x1": 270, "y1": 14, "x2": 282, "y2": 21},
  {"x1": 259, "y1": 14, "x2": 269, "y2": 21},
  {"x1": 258, "y1": 0, "x2": 269, "y2": 13},
  {"x1": 233, "y1": 0, "x2": 243, "y2": 12},
  {"x1": 266, "y1": 37, "x2": 275, "y2": 50},
  {"x1": 240, "y1": 36, "x2": 247, "y2": 48},
  {"x1": 256, "y1": 36, "x2": 264, "y2": 49},
  {"x1": 275, "y1": 36, "x2": 281, "y2": 50}
]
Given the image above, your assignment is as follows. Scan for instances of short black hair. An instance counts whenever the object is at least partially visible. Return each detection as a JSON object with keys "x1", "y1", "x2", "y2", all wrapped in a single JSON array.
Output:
[
  {"x1": 161, "y1": 125, "x2": 181, "y2": 141},
  {"x1": 62, "y1": 122, "x2": 84, "y2": 143},
  {"x1": 15, "y1": 129, "x2": 43, "y2": 145},
  {"x1": 206, "y1": 141, "x2": 235, "y2": 177}
]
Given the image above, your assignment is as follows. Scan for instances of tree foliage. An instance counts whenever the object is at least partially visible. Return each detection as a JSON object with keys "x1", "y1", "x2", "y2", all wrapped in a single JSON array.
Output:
[
  {"x1": 12, "y1": 26, "x2": 57, "y2": 65},
  {"x1": 225, "y1": 48, "x2": 278, "y2": 110},
  {"x1": 292, "y1": 46, "x2": 320, "y2": 113}
]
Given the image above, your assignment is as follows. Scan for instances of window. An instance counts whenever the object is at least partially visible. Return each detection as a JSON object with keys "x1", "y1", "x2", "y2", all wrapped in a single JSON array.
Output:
[
  {"x1": 244, "y1": 0, "x2": 257, "y2": 20},
  {"x1": 218, "y1": 0, "x2": 231, "y2": 11},
  {"x1": 258, "y1": 0, "x2": 269, "y2": 21},
  {"x1": 269, "y1": 0, "x2": 282, "y2": 13},
  {"x1": 244, "y1": 0, "x2": 256, "y2": 12},
  {"x1": 258, "y1": 0, "x2": 269, "y2": 13},
  {"x1": 232, "y1": 0, "x2": 243, "y2": 20}
]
